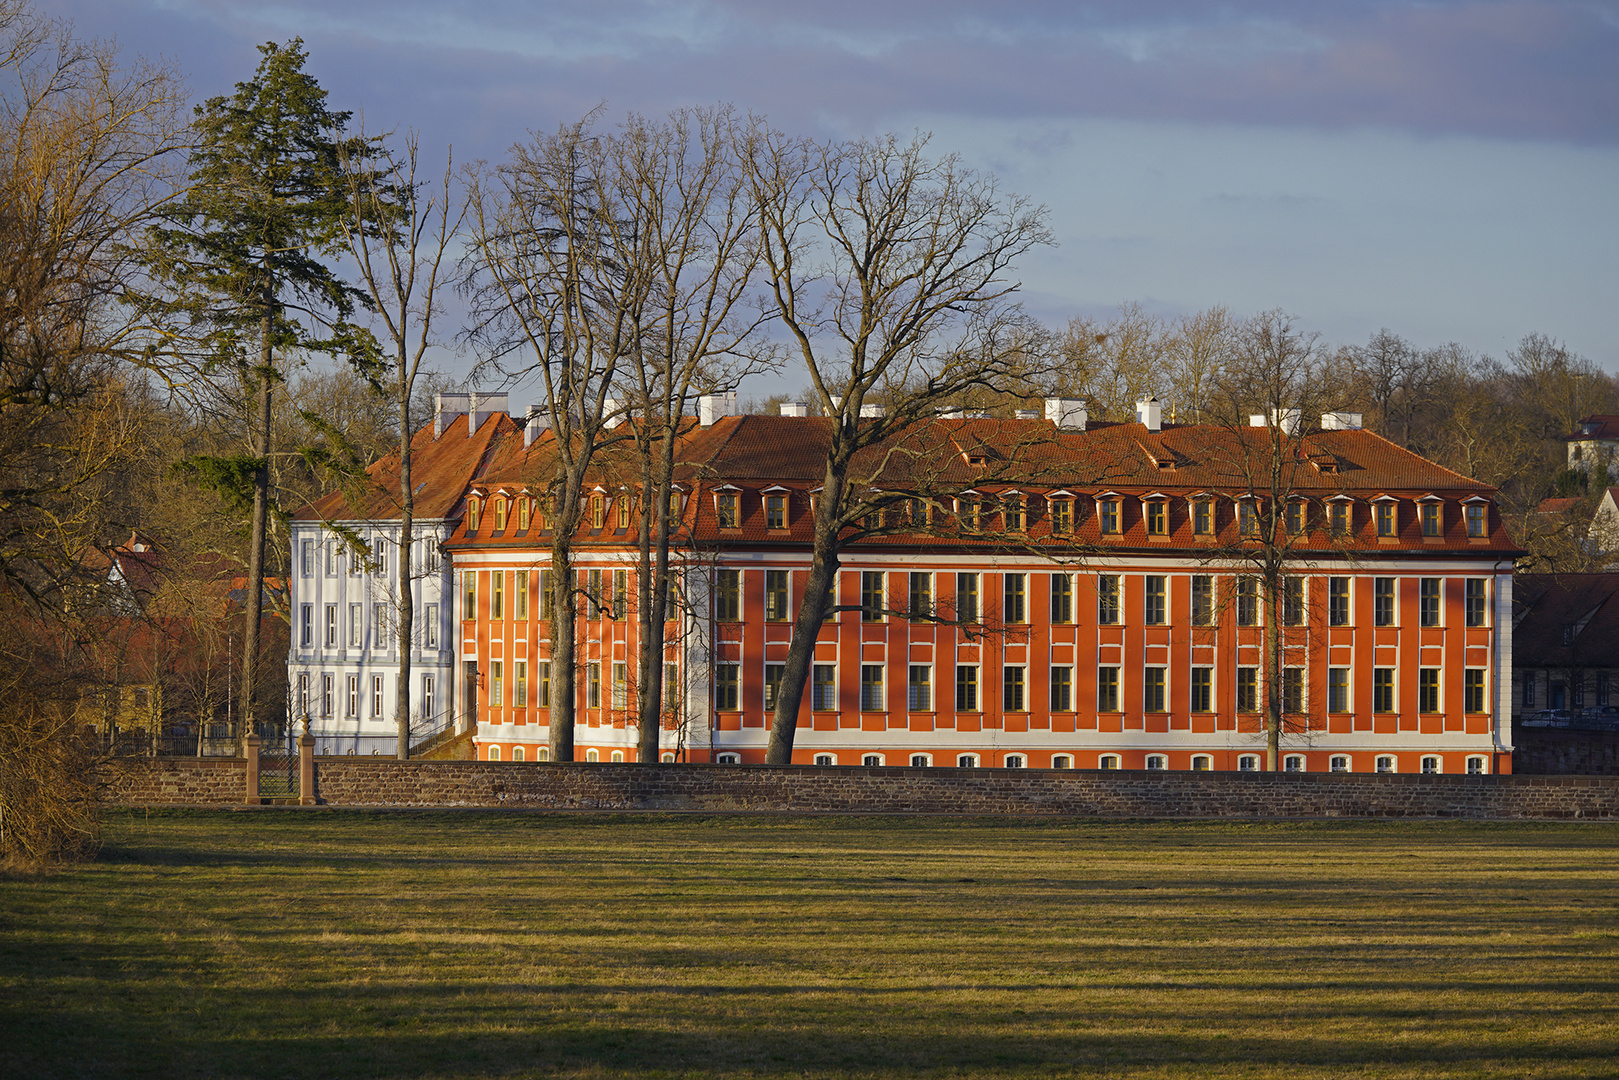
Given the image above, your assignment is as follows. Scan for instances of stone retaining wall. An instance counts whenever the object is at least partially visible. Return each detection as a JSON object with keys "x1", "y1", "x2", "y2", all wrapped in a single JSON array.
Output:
[
  {"x1": 1513, "y1": 726, "x2": 1619, "y2": 775},
  {"x1": 108, "y1": 758, "x2": 1619, "y2": 819}
]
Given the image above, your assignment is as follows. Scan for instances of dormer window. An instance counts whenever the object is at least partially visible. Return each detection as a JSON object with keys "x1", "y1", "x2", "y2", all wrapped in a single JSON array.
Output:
[
  {"x1": 1144, "y1": 498, "x2": 1167, "y2": 536},
  {"x1": 716, "y1": 490, "x2": 739, "y2": 529},
  {"x1": 493, "y1": 498, "x2": 507, "y2": 532},
  {"x1": 1329, "y1": 500, "x2": 1351, "y2": 536},
  {"x1": 1049, "y1": 496, "x2": 1072, "y2": 534},
  {"x1": 1285, "y1": 500, "x2": 1306, "y2": 535},
  {"x1": 1421, "y1": 501, "x2": 1441, "y2": 537},
  {"x1": 766, "y1": 493, "x2": 787, "y2": 529},
  {"x1": 617, "y1": 494, "x2": 631, "y2": 530},
  {"x1": 1003, "y1": 493, "x2": 1024, "y2": 532},
  {"x1": 1098, "y1": 496, "x2": 1121, "y2": 534},
  {"x1": 958, "y1": 492, "x2": 982, "y2": 529},
  {"x1": 1376, "y1": 500, "x2": 1397, "y2": 537},
  {"x1": 1192, "y1": 497, "x2": 1214, "y2": 536},
  {"x1": 906, "y1": 497, "x2": 930, "y2": 528},
  {"x1": 517, "y1": 497, "x2": 531, "y2": 532},
  {"x1": 466, "y1": 496, "x2": 481, "y2": 533},
  {"x1": 1466, "y1": 500, "x2": 1487, "y2": 538},
  {"x1": 1238, "y1": 500, "x2": 1259, "y2": 536},
  {"x1": 590, "y1": 494, "x2": 605, "y2": 530}
]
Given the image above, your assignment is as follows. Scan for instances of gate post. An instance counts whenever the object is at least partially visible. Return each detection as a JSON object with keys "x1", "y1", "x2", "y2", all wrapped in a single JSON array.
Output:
[
  {"x1": 299, "y1": 713, "x2": 316, "y2": 806},
  {"x1": 244, "y1": 728, "x2": 261, "y2": 805}
]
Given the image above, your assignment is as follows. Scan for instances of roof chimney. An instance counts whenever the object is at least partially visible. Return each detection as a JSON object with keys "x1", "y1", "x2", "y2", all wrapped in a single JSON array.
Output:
[
  {"x1": 937, "y1": 406, "x2": 965, "y2": 420},
  {"x1": 859, "y1": 403, "x2": 885, "y2": 418},
  {"x1": 1272, "y1": 408, "x2": 1301, "y2": 436},
  {"x1": 778, "y1": 401, "x2": 808, "y2": 417},
  {"x1": 1045, "y1": 397, "x2": 1087, "y2": 430},
  {"x1": 1135, "y1": 398, "x2": 1162, "y2": 433},
  {"x1": 698, "y1": 392, "x2": 735, "y2": 426},
  {"x1": 1015, "y1": 408, "x2": 1039, "y2": 420},
  {"x1": 467, "y1": 392, "x2": 509, "y2": 436},
  {"x1": 523, "y1": 405, "x2": 550, "y2": 448},
  {"x1": 434, "y1": 391, "x2": 470, "y2": 439},
  {"x1": 1320, "y1": 411, "x2": 1363, "y2": 431}
]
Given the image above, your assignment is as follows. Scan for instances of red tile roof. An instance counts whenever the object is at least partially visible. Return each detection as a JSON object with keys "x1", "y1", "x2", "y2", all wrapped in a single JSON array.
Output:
[
  {"x1": 1565, "y1": 415, "x2": 1619, "y2": 442},
  {"x1": 1514, "y1": 573, "x2": 1619, "y2": 667}
]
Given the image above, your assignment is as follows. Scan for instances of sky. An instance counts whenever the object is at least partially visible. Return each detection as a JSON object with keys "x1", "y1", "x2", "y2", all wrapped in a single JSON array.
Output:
[{"x1": 42, "y1": 0, "x2": 1619, "y2": 394}]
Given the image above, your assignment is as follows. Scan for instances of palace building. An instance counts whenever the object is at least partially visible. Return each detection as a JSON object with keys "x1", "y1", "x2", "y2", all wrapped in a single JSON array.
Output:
[{"x1": 443, "y1": 397, "x2": 1519, "y2": 774}]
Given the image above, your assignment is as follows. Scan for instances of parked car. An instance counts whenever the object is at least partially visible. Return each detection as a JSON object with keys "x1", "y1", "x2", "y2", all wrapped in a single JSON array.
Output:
[
  {"x1": 1521, "y1": 710, "x2": 1573, "y2": 727},
  {"x1": 1574, "y1": 706, "x2": 1619, "y2": 729}
]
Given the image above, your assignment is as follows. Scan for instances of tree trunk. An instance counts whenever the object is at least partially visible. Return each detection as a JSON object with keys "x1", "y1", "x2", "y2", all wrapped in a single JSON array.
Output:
[
  {"x1": 1265, "y1": 565, "x2": 1282, "y2": 772},
  {"x1": 239, "y1": 312, "x2": 273, "y2": 753},
  {"x1": 765, "y1": 467, "x2": 846, "y2": 764},
  {"x1": 396, "y1": 389, "x2": 413, "y2": 760},
  {"x1": 548, "y1": 528, "x2": 576, "y2": 763}
]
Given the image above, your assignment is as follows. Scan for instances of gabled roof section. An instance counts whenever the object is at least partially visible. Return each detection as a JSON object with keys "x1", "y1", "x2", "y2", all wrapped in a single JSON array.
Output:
[
  {"x1": 1513, "y1": 573, "x2": 1619, "y2": 666},
  {"x1": 1565, "y1": 415, "x2": 1619, "y2": 442}
]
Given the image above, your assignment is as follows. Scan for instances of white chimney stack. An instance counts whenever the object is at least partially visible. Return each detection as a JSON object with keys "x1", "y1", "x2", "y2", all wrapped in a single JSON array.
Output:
[
  {"x1": 523, "y1": 405, "x2": 550, "y2": 448},
  {"x1": 1321, "y1": 411, "x2": 1363, "y2": 431},
  {"x1": 859, "y1": 403, "x2": 885, "y2": 418},
  {"x1": 434, "y1": 391, "x2": 469, "y2": 439},
  {"x1": 1135, "y1": 398, "x2": 1162, "y2": 433},
  {"x1": 698, "y1": 392, "x2": 736, "y2": 426},
  {"x1": 1044, "y1": 397, "x2": 1087, "y2": 430},
  {"x1": 779, "y1": 401, "x2": 808, "y2": 417},
  {"x1": 1272, "y1": 408, "x2": 1301, "y2": 436},
  {"x1": 466, "y1": 392, "x2": 509, "y2": 436}
]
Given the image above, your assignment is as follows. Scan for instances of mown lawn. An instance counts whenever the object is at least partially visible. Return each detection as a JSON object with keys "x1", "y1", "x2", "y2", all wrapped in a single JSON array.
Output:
[{"x1": 2, "y1": 811, "x2": 1617, "y2": 1079}]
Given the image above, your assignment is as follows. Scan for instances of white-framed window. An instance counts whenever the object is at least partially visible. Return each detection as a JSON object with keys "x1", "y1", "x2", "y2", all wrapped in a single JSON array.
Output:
[
  {"x1": 1467, "y1": 756, "x2": 1487, "y2": 775},
  {"x1": 538, "y1": 747, "x2": 550, "y2": 762},
  {"x1": 713, "y1": 663, "x2": 739, "y2": 712},
  {"x1": 1099, "y1": 755, "x2": 1120, "y2": 770},
  {"x1": 1004, "y1": 754, "x2": 1025, "y2": 768},
  {"x1": 763, "y1": 663, "x2": 785, "y2": 712},
  {"x1": 488, "y1": 746, "x2": 500, "y2": 761},
  {"x1": 585, "y1": 748, "x2": 600, "y2": 762},
  {"x1": 297, "y1": 674, "x2": 310, "y2": 717},
  {"x1": 322, "y1": 674, "x2": 333, "y2": 717},
  {"x1": 346, "y1": 674, "x2": 359, "y2": 717},
  {"x1": 812, "y1": 664, "x2": 836, "y2": 710},
  {"x1": 1050, "y1": 572, "x2": 1074, "y2": 624},
  {"x1": 515, "y1": 661, "x2": 528, "y2": 707},
  {"x1": 1051, "y1": 755, "x2": 1072, "y2": 769},
  {"x1": 1237, "y1": 755, "x2": 1258, "y2": 772},
  {"x1": 1328, "y1": 667, "x2": 1350, "y2": 713},
  {"x1": 716, "y1": 752, "x2": 740, "y2": 764},
  {"x1": 1050, "y1": 666, "x2": 1073, "y2": 712},
  {"x1": 814, "y1": 753, "x2": 836, "y2": 766},
  {"x1": 610, "y1": 750, "x2": 624, "y2": 763},
  {"x1": 765, "y1": 569, "x2": 790, "y2": 622},
  {"x1": 587, "y1": 663, "x2": 602, "y2": 709},
  {"x1": 301, "y1": 540, "x2": 314, "y2": 577},
  {"x1": 325, "y1": 605, "x2": 338, "y2": 648},
  {"x1": 1421, "y1": 756, "x2": 1441, "y2": 774},
  {"x1": 372, "y1": 675, "x2": 384, "y2": 717},
  {"x1": 422, "y1": 675, "x2": 435, "y2": 721},
  {"x1": 863, "y1": 754, "x2": 883, "y2": 767},
  {"x1": 955, "y1": 572, "x2": 979, "y2": 622},
  {"x1": 908, "y1": 572, "x2": 932, "y2": 621},
  {"x1": 1330, "y1": 755, "x2": 1350, "y2": 773},
  {"x1": 1191, "y1": 755, "x2": 1212, "y2": 771},
  {"x1": 1003, "y1": 665, "x2": 1026, "y2": 711},
  {"x1": 1097, "y1": 666, "x2": 1120, "y2": 712},
  {"x1": 612, "y1": 662, "x2": 627, "y2": 710},
  {"x1": 325, "y1": 541, "x2": 337, "y2": 577},
  {"x1": 661, "y1": 752, "x2": 676, "y2": 763},
  {"x1": 373, "y1": 537, "x2": 387, "y2": 577},
  {"x1": 513, "y1": 747, "x2": 525, "y2": 762},
  {"x1": 956, "y1": 665, "x2": 979, "y2": 711},
  {"x1": 1376, "y1": 755, "x2": 1396, "y2": 773},
  {"x1": 375, "y1": 603, "x2": 392, "y2": 649},
  {"x1": 1284, "y1": 755, "x2": 1304, "y2": 772},
  {"x1": 910, "y1": 754, "x2": 931, "y2": 767},
  {"x1": 425, "y1": 604, "x2": 438, "y2": 648},
  {"x1": 490, "y1": 660, "x2": 503, "y2": 706},
  {"x1": 1003, "y1": 573, "x2": 1026, "y2": 623},
  {"x1": 300, "y1": 605, "x2": 313, "y2": 648},
  {"x1": 860, "y1": 664, "x2": 884, "y2": 711},
  {"x1": 907, "y1": 665, "x2": 931, "y2": 711},
  {"x1": 860, "y1": 571, "x2": 884, "y2": 621},
  {"x1": 956, "y1": 753, "x2": 980, "y2": 768},
  {"x1": 349, "y1": 603, "x2": 363, "y2": 648},
  {"x1": 538, "y1": 662, "x2": 551, "y2": 708},
  {"x1": 1146, "y1": 754, "x2": 1167, "y2": 770}
]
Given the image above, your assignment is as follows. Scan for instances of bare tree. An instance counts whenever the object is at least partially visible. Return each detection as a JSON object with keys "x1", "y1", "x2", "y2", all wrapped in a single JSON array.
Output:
[
  {"x1": 341, "y1": 134, "x2": 462, "y2": 759},
  {"x1": 743, "y1": 129, "x2": 1053, "y2": 765}
]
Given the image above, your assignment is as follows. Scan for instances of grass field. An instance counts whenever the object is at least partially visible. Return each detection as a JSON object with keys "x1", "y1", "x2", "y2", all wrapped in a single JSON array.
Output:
[{"x1": 3, "y1": 811, "x2": 1618, "y2": 1079}]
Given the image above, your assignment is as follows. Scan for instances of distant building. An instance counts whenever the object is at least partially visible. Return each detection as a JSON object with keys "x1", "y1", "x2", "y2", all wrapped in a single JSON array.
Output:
[
  {"x1": 1564, "y1": 415, "x2": 1619, "y2": 479},
  {"x1": 287, "y1": 394, "x2": 513, "y2": 756},
  {"x1": 1511, "y1": 573, "x2": 1619, "y2": 719}
]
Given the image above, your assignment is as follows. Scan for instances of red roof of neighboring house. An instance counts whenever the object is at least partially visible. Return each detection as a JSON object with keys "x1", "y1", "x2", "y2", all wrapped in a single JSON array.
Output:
[
  {"x1": 1564, "y1": 416, "x2": 1619, "y2": 442},
  {"x1": 1514, "y1": 573, "x2": 1619, "y2": 667}
]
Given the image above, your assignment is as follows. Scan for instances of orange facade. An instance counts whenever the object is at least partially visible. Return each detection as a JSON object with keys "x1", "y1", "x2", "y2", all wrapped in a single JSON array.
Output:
[{"x1": 448, "y1": 411, "x2": 1517, "y2": 774}]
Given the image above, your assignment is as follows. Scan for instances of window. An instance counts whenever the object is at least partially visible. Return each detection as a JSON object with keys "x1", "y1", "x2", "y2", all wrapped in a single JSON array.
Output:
[
  {"x1": 301, "y1": 540, "x2": 314, "y2": 577},
  {"x1": 1004, "y1": 755, "x2": 1025, "y2": 769},
  {"x1": 908, "y1": 665, "x2": 931, "y2": 711},
  {"x1": 1420, "y1": 578, "x2": 1441, "y2": 627},
  {"x1": 298, "y1": 674, "x2": 310, "y2": 717},
  {"x1": 422, "y1": 675, "x2": 435, "y2": 720},
  {"x1": 1467, "y1": 756, "x2": 1487, "y2": 775},
  {"x1": 373, "y1": 537, "x2": 387, "y2": 576},
  {"x1": 715, "y1": 491, "x2": 737, "y2": 528},
  {"x1": 662, "y1": 663, "x2": 677, "y2": 709},
  {"x1": 861, "y1": 572, "x2": 884, "y2": 621},
  {"x1": 513, "y1": 748, "x2": 525, "y2": 762},
  {"x1": 1144, "y1": 575, "x2": 1166, "y2": 625},
  {"x1": 538, "y1": 569, "x2": 553, "y2": 621},
  {"x1": 1099, "y1": 498, "x2": 1120, "y2": 533},
  {"x1": 1238, "y1": 501, "x2": 1258, "y2": 535},
  {"x1": 957, "y1": 754, "x2": 979, "y2": 768},
  {"x1": 860, "y1": 665, "x2": 884, "y2": 711},
  {"x1": 764, "y1": 664, "x2": 785, "y2": 712},
  {"x1": 349, "y1": 603, "x2": 362, "y2": 648},
  {"x1": 374, "y1": 603, "x2": 391, "y2": 647},
  {"x1": 490, "y1": 661, "x2": 503, "y2": 706},
  {"x1": 300, "y1": 605, "x2": 313, "y2": 648},
  {"x1": 1003, "y1": 574, "x2": 1026, "y2": 624},
  {"x1": 590, "y1": 495, "x2": 605, "y2": 529},
  {"x1": 1191, "y1": 576, "x2": 1213, "y2": 626},
  {"x1": 517, "y1": 497, "x2": 530, "y2": 531},
  {"x1": 1051, "y1": 755, "x2": 1072, "y2": 769},
  {"x1": 587, "y1": 663, "x2": 601, "y2": 709},
  {"x1": 1193, "y1": 499, "x2": 1213, "y2": 536},
  {"x1": 1143, "y1": 667, "x2": 1166, "y2": 712},
  {"x1": 766, "y1": 494, "x2": 786, "y2": 529},
  {"x1": 1191, "y1": 668, "x2": 1212, "y2": 712},
  {"x1": 716, "y1": 569, "x2": 740, "y2": 621},
  {"x1": 1419, "y1": 668, "x2": 1440, "y2": 713},
  {"x1": 1004, "y1": 494, "x2": 1024, "y2": 531},
  {"x1": 322, "y1": 675, "x2": 333, "y2": 717},
  {"x1": 1601, "y1": 671, "x2": 1610, "y2": 707},
  {"x1": 715, "y1": 752, "x2": 739, "y2": 764},
  {"x1": 911, "y1": 754, "x2": 931, "y2": 767},
  {"x1": 1192, "y1": 755, "x2": 1212, "y2": 772},
  {"x1": 812, "y1": 665, "x2": 837, "y2": 710},
  {"x1": 1097, "y1": 666, "x2": 1120, "y2": 712},
  {"x1": 815, "y1": 754, "x2": 835, "y2": 766},
  {"x1": 1282, "y1": 667, "x2": 1303, "y2": 713},
  {"x1": 586, "y1": 569, "x2": 604, "y2": 614},
  {"x1": 1464, "y1": 669, "x2": 1485, "y2": 713},
  {"x1": 617, "y1": 495, "x2": 631, "y2": 530},
  {"x1": 1238, "y1": 755, "x2": 1258, "y2": 772},
  {"x1": 1374, "y1": 501, "x2": 1396, "y2": 537},
  {"x1": 1465, "y1": 579, "x2": 1486, "y2": 627},
  {"x1": 325, "y1": 605, "x2": 338, "y2": 647},
  {"x1": 515, "y1": 661, "x2": 528, "y2": 707},
  {"x1": 610, "y1": 662, "x2": 627, "y2": 710},
  {"x1": 1329, "y1": 501, "x2": 1351, "y2": 536},
  {"x1": 1146, "y1": 500, "x2": 1166, "y2": 535},
  {"x1": 1466, "y1": 502, "x2": 1486, "y2": 538},
  {"x1": 1417, "y1": 501, "x2": 1440, "y2": 537},
  {"x1": 1375, "y1": 577, "x2": 1395, "y2": 626},
  {"x1": 463, "y1": 571, "x2": 476, "y2": 621},
  {"x1": 1146, "y1": 755, "x2": 1167, "y2": 770},
  {"x1": 1286, "y1": 500, "x2": 1306, "y2": 535},
  {"x1": 494, "y1": 498, "x2": 507, "y2": 532},
  {"x1": 863, "y1": 754, "x2": 883, "y2": 767},
  {"x1": 757, "y1": 570, "x2": 790, "y2": 624},
  {"x1": 1050, "y1": 573, "x2": 1073, "y2": 624},
  {"x1": 489, "y1": 746, "x2": 500, "y2": 762},
  {"x1": 491, "y1": 572, "x2": 504, "y2": 620},
  {"x1": 612, "y1": 569, "x2": 628, "y2": 619},
  {"x1": 372, "y1": 675, "x2": 385, "y2": 717},
  {"x1": 1329, "y1": 577, "x2": 1349, "y2": 626},
  {"x1": 1003, "y1": 666, "x2": 1026, "y2": 711},
  {"x1": 1283, "y1": 577, "x2": 1305, "y2": 626},
  {"x1": 1099, "y1": 755, "x2": 1120, "y2": 770},
  {"x1": 1098, "y1": 574, "x2": 1120, "y2": 624},
  {"x1": 1374, "y1": 668, "x2": 1395, "y2": 713},
  {"x1": 1237, "y1": 667, "x2": 1258, "y2": 712},
  {"x1": 1422, "y1": 756, "x2": 1441, "y2": 774},
  {"x1": 1328, "y1": 667, "x2": 1350, "y2": 713},
  {"x1": 908, "y1": 573, "x2": 932, "y2": 622},
  {"x1": 1050, "y1": 498, "x2": 1072, "y2": 534},
  {"x1": 715, "y1": 663, "x2": 739, "y2": 711},
  {"x1": 1284, "y1": 755, "x2": 1304, "y2": 773},
  {"x1": 1236, "y1": 578, "x2": 1258, "y2": 626},
  {"x1": 346, "y1": 674, "x2": 359, "y2": 718},
  {"x1": 1050, "y1": 666, "x2": 1073, "y2": 712},
  {"x1": 956, "y1": 666, "x2": 979, "y2": 711},
  {"x1": 956, "y1": 573, "x2": 979, "y2": 622},
  {"x1": 1330, "y1": 755, "x2": 1349, "y2": 773}
]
